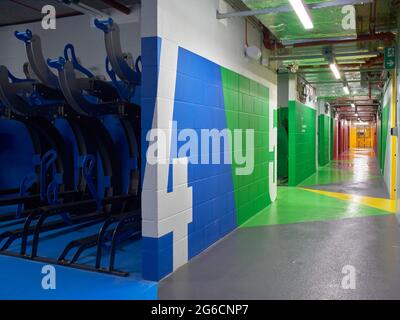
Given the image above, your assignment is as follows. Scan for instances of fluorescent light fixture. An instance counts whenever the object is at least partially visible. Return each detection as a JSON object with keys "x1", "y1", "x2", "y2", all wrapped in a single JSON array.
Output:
[
  {"x1": 351, "y1": 103, "x2": 356, "y2": 108},
  {"x1": 289, "y1": 0, "x2": 314, "y2": 30},
  {"x1": 343, "y1": 86, "x2": 350, "y2": 95},
  {"x1": 329, "y1": 63, "x2": 341, "y2": 79}
]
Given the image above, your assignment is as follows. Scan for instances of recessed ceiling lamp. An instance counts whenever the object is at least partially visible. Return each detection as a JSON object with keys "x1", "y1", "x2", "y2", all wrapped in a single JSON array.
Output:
[
  {"x1": 330, "y1": 63, "x2": 341, "y2": 79},
  {"x1": 289, "y1": 0, "x2": 314, "y2": 30}
]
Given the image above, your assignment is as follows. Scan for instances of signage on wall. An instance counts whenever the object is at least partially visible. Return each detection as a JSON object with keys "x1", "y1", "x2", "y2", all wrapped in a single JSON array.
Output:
[{"x1": 384, "y1": 47, "x2": 396, "y2": 70}]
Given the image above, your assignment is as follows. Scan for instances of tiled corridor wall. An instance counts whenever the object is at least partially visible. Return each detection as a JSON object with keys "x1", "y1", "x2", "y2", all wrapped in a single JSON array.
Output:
[
  {"x1": 288, "y1": 101, "x2": 317, "y2": 186},
  {"x1": 318, "y1": 115, "x2": 330, "y2": 166}
]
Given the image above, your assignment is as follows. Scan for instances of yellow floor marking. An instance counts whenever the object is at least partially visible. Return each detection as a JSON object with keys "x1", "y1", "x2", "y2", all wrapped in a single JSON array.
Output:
[{"x1": 301, "y1": 188, "x2": 397, "y2": 213}]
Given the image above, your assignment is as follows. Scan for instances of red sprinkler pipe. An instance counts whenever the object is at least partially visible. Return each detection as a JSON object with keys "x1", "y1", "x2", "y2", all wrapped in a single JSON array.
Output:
[{"x1": 100, "y1": 0, "x2": 131, "y2": 15}]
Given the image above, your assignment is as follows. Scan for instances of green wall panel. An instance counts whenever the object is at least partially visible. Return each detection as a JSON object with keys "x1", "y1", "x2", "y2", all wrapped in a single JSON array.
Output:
[
  {"x1": 380, "y1": 104, "x2": 389, "y2": 172},
  {"x1": 377, "y1": 113, "x2": 382, "y2": 170},
  {"x1": 278, "y1": 108, "x2": 289, "y2": 179},
  {"x1": 288, "y1": 101, "x2": 317, "y2": 186},
  {"x1": 221, "y1": 68, "x2": 272, "y2": 225},
  {"x1": 318, "y1": 115, "x2": 330, "y2": 166},
  {"x1": 330, "y1": 117, "x2": 334, "y2": 160}
]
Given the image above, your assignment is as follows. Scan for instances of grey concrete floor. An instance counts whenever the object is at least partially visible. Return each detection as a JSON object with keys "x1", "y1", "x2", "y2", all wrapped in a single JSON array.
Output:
[
  {"x1": 306, "y1": 178, "x2": 390, "y2": 199},
  {"x1": 159, "y1": 215, "x2": 400, "y2": 300}
]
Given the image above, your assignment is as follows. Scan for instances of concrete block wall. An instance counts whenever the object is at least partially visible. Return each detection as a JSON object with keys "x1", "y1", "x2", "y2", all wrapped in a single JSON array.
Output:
[{"x1": 140, "y1": 0, "x2": 278, "y2": 281}]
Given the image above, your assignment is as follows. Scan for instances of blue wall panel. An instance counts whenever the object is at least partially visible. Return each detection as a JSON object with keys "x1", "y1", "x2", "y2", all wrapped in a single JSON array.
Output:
[{"x1": 171, "y1": 48, "x2": 237, "y2": 260}]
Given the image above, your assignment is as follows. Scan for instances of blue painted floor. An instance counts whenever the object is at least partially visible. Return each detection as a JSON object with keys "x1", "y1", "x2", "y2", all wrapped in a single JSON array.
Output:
[
  {"x1": 0, "y1": 255, "x2": 157, "y2": 300},
  {"x1": 0, "y1": 209, "x2": 157, "y2": 300}
]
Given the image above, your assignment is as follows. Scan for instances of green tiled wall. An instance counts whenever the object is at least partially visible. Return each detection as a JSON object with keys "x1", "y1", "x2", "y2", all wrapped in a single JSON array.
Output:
[
  {"x1": 288, "y1": 101, "x2": 317, "y2": 186},
  {"x1": 318, "y1": 114, "x2": 330, "y2": 166},
  {"x1": 380, "y1": 104, "x2": 389, "y2": 171},
  {"x1": 330, "y1": 117, "x2": 334, "y2": 160},
  {"x1": 278, "y1": 108, "x2": 289, "y2": 179},
  {"x1": 221, "y1": 68, "x2": 273, "y2": 225}
]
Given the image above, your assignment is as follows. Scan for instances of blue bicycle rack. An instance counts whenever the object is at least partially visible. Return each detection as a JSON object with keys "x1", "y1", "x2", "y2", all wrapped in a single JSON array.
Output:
[
  {"x1": 82, "y1": 155, "x2": 101, "y2": 211},
  {"x1": 0, "y1": 21, "x2": 142, "y2": 277},
  {"x1": 16, "y1": 173, "x2": 37, "y2": 219},
  {"x1": 39, "y1": 149, "x2": 59, "y2": 202}
]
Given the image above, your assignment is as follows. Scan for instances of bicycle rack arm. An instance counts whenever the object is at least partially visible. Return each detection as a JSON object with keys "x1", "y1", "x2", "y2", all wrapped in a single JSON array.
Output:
[
  {"x1": 35, "y1": 193, "x2": 136, "y2": 217},
  {"x1": 95, "y1": 210, "x2": 140, "y2": 269},
  {"x1": 0, "y1": 66, "x2": 35, "y2": 116},
  {"x1": 30, "y1": 211, "x2": 105, "y2": 258},
  {"x1": 48, "y1": 59, "x2": 117, "y2": 116},
  {"x1": 58, "y1": 234, "x2": 99, "y2": 263},
  {"x1": 95, "y1": 216, "x2": 119, "y2": 268},
  {"x1": 19, "y1": 199, "x2": 102, "y2": 256},
  {"x1": 120, "y1": 118, "x2": 140, "y2": 195},
  {"x1": 108, "y1": 212, "x2": 141, "y2": 271},
  {"x1": 15, "y1": 30, "x2": 59, "y2": 89},
  {"x1": 28, "y1": 194, "x2": 136, "y2": 258},
  {"x1": 95, "y1": 19, "x2": 139, "y2": 84}
]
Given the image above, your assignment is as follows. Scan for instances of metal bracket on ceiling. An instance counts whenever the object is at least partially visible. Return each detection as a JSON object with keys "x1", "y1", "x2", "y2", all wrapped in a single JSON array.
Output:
[
  {"x1": 57, "y1": 0, "x2": 110, "y2": 18},
  {"x1": 323, "y1": 47, "x2": 335, "y2": 64}
]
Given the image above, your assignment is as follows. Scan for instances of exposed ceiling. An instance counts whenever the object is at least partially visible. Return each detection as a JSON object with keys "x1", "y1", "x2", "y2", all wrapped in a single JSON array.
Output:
[
  {"x1": 228, "y1": 0, "x2": 398, "y2": 122},
  {"x1": 0, "y1": 0, "x2": 140, "y2": 27},
  {"x1": 242, "y1": 0, "x2": 358, "y2": 42}
]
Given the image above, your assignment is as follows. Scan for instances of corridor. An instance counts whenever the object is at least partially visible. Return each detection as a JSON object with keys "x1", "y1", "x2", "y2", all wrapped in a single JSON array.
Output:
[{"x1": 159, "y1": 149, "x2": 400, "y2": 299}]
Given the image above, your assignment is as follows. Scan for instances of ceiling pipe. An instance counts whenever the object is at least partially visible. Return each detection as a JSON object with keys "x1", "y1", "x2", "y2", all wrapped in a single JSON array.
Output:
[
  {"x1": 328, "y1": 98, "x2": 379, "y2": 102},
  {"x1": 271, "y1": 51, "x2": 381, "y2": 61},
  {"x1": 265, "y1": 31, "x2": 395, "y2": 50},
  {"x1": 298, "y1": 60, "x2": 383, "y2": 69},
  {"x1": 335, "y1": 107, "x2": 377, "y2": 110},
  {"x1": 299, "y1": 67, "x2": 384, "y2": 74},
  {"x1": 336, "y1": 108, "x2": 378, "y2": 110},
  {"x1": 363, "y1": 55, "x2": 384, "y2": 67},
  {"x1": 308, "y1": 79, "x2": 382, "y2": 84},
  {"x1": 58, "y1": 0, "x2": 109, "y2": 17},
  {"x1": 331, "y1": 104, "x2": 379, "y2": 107},
  {"x1": 286, "y1": 32, "x2": 395, "y2": 48},
  {"x1": 99, "y1": 0, "x2": 131, "y2": 15}
]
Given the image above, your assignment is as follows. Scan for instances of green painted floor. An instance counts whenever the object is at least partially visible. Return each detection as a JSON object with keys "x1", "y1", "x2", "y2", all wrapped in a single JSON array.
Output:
[
  {"x1": 242, "y1": 187, "x2": 390, "y2": 227},
  {"x1": 242, "y1": 149, "x2": 393, "y2": 228}
]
